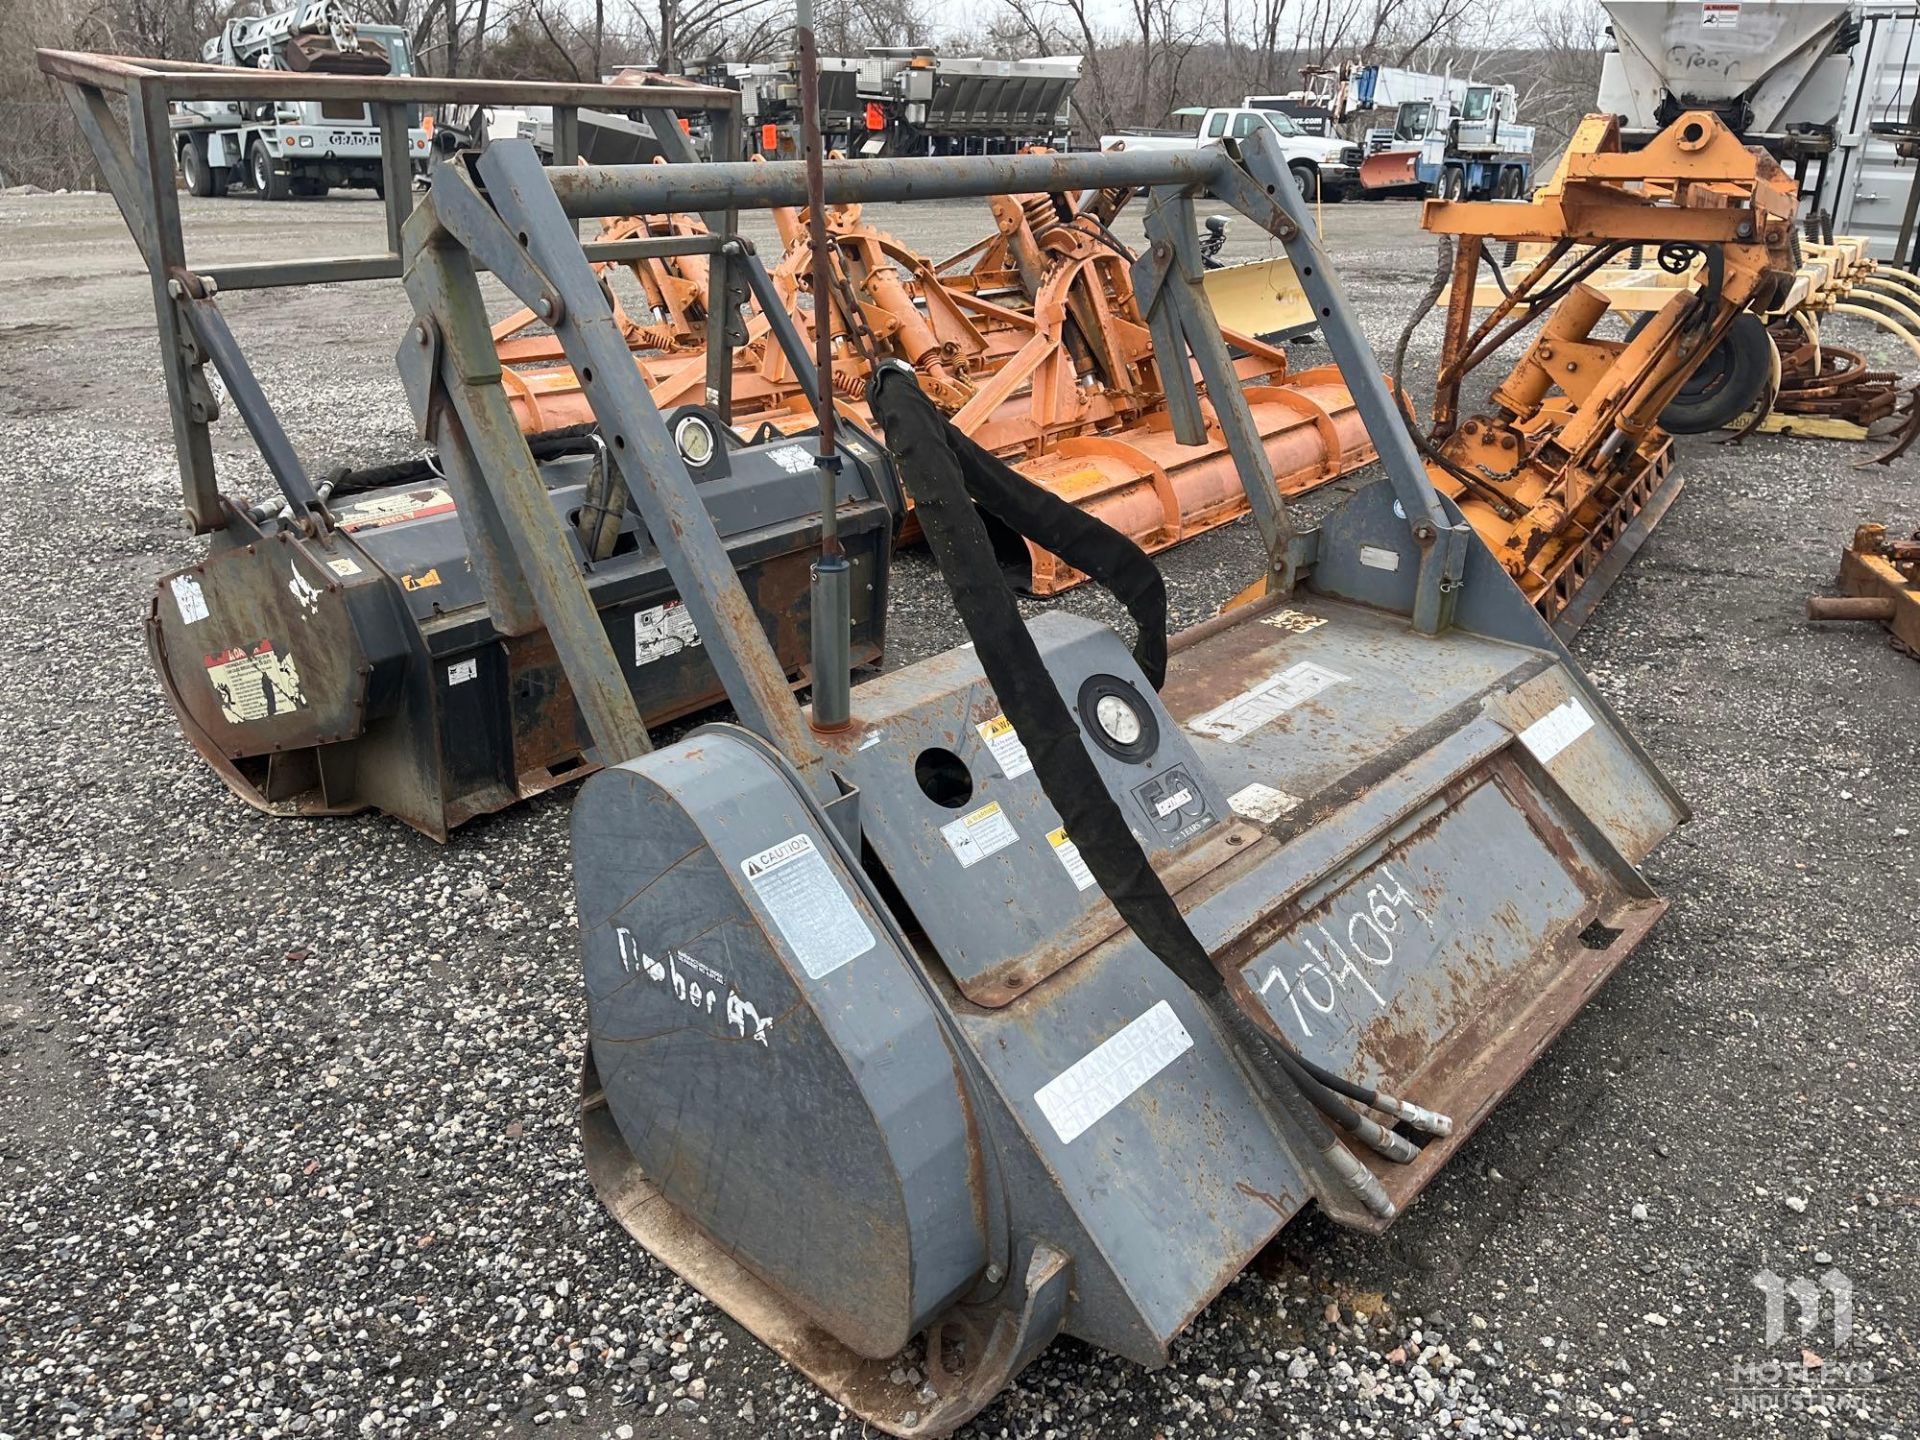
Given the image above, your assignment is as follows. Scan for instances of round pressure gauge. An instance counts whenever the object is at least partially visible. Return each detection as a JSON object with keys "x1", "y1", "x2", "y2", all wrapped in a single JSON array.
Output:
[
  {"x1": 674, "y1": 414, "x2": 716, "y2": 468},
  {"x1": 1077, "y1": 674, "x2": 1159, "y2": 763},
  {"x1": 1095, "y1": 692, "x2": 1144, "y2": 748}
]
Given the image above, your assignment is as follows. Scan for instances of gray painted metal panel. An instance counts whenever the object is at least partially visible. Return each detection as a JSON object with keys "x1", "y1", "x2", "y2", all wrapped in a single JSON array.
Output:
[
  {"x1": 574, "y1": 730, "x2": 988, "y2": 1358},
  {"x1": 1823, "y1": 7, "x2": 1920, "y2": 261}
]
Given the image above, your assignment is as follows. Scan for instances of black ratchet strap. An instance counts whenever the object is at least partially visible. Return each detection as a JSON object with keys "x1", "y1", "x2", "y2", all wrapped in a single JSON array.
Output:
[
  {"x1": 869, "y1": 364, "x2": 1399, "y2": 1217},
  {"x1": 892, "y1": 373, "x2": 1168, "y2": 688}
]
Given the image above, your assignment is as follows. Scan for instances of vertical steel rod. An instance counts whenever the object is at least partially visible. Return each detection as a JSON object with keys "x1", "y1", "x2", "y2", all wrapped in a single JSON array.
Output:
[{"x1": 796, "y1": 0, "x2": 851, "y2": 730}]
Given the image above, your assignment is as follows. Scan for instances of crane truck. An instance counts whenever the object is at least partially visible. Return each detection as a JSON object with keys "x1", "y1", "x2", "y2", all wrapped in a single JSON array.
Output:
[
  {"x1": 171, "y1": 0, "x2": 429, "y2": 200},
  {"x1": 1358, "y1": 81, "x2": 1535, "y2": 199}
]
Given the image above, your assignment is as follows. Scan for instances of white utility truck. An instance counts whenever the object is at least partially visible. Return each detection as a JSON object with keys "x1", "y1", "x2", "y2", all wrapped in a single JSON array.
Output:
[
  {"x1": 1101, "y1": 106, "x2": 1364, "y2": 200},
  {"x1": 172, "y1": 0, "x2": 430, "y2": 200}
]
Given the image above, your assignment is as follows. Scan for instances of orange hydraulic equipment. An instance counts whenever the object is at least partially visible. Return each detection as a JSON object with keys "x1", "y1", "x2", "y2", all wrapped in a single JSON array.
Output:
[
  {"x1": 491, "y1": 183, "x2": 1378, "y2": 594},
  {"x1": 1807, "y1": 524, "x2": 1920, "y2": 659},
  {"x1": 1415, "y1": 112, "x2": 1798, "y2": 630}
]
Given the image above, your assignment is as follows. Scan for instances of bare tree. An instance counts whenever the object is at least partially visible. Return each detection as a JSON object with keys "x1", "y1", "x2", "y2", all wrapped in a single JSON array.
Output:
[
  {"x1": 1218, "y1": 0, "x2": 1290, "y2": 97},
  {"x1": 1000, "y1": 0, "x2": 1119, "y2": 136}
]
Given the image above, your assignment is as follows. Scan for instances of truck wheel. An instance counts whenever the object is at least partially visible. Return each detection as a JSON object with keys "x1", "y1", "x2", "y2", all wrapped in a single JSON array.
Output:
[
  {"x1": 180, "y1": 141, "x2": 219, "y2": 198},
  {"x1": 249, "y1": 139, "x2": 291, "y2": 202},
  {"x1": 1626, "y1": 311, "x2": 1773, "y2": 434},
  {"x1": 1288, "y1": 163, "x2": 1319, "y2": 202},
  {"x1": 1441, "y1": 167, "x2": 1466, "y2": 201}
]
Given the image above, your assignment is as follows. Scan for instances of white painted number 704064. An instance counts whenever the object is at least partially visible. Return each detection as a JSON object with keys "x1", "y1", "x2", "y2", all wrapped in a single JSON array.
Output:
[{"x1": 1253, "y1": 866, "x2": 1433, "y2": 1038}]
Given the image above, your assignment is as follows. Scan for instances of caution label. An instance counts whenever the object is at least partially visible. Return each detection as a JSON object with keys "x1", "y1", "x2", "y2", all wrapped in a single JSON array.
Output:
[
  {"x1": 976, "y1": 713, "x2": 1033, "y2": 779},
  {"x1": 741, "y1": 833, "x2": 874, "y2": 979},
  {"x1": 1047, "y1": 827, "x2": 1096, "y2": 891},
  {"x1": 335, "y1": 486, "x2": 456, "y2": 532},
  {"x1": 1701, "y1": 0, "x2": 1740, "y2": 27},
  {"x1": 204, "y1": 640, "x2": 306, "y2": 724},
  {"x1": 940, "y1": 800, "x2": 1019, "y2": 868}
]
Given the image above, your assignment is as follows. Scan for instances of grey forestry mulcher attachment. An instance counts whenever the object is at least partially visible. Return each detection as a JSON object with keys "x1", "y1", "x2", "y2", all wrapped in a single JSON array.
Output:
[
  {"x1": 42, "y1": 52, "x2": 893, "y2": 840},
  {"x1": 49, "y1": 44, "x2": 1689, "y2": 1440},
  {"x1": 526, "y1": 137, "x2": 1676, "y2": 1435}
]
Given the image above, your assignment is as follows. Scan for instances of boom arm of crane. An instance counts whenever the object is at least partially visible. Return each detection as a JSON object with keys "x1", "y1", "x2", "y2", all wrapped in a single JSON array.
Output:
[{"x1": 205, "y1": 0, "x2": 383, "y2": 73}]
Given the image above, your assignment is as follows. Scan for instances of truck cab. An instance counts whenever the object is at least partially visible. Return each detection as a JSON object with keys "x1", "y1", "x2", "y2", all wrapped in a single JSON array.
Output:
[{"x1": 1102, "y1": 106, "x2": 1361, "y2": 200}]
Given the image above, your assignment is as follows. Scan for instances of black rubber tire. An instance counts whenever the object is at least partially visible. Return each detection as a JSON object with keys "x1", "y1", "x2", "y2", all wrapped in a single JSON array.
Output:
[
  {"x1": 1626, "y1": 310, "x2": 1773, "y2": 434},
  {"x1": 1289, "y1": 163, "x2": 1320, "y2": 202},
  {"x1": 250, "y1": 139, "x2": 291, "y2": 201},
  {"x1": 1499, "y1": 166, "x2": 1524, "y2": 199},
  {"x1": 1441, "y1": 166, "x2": 1465, "y2": 200},
  {"x1": 180, "y1": 141, "x2": 217, "y2": 198}
]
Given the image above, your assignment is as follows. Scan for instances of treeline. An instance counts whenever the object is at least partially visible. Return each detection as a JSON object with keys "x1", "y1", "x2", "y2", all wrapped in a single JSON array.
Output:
[{"x1": 0, "y1": 0, "x2": 1603, "y2": 190}]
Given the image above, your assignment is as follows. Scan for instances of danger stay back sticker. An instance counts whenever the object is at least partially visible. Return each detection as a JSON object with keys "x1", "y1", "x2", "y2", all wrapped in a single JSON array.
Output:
[{"x1": 204, "y1": 640, "x2": 306, "y2": 723}]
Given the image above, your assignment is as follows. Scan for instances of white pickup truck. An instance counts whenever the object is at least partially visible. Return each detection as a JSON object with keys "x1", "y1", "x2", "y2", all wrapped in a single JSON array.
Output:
[{"x1": 1100, "y1": 106, "x2": 1364, "y2": 201}]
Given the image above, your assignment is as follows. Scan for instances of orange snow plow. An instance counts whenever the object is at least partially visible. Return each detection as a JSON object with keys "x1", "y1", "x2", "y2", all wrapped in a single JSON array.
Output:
[
  {"x1": 492, "y1": 182, "x2": 1378, "y2": 593},
  {"x1": 1359, "y1": 148, "x2": 1421, "y2": 192}
]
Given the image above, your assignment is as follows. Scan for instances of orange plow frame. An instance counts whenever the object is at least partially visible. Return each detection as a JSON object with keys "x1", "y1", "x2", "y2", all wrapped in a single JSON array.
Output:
[{"x1": 1415, "y1": 112, "x2": 1799, "y2": 628}]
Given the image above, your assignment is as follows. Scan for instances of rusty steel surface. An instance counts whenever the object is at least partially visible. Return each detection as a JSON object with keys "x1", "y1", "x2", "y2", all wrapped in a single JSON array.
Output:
[
  {"x1": 1811, "y1": 522, "x2": 1920, "y2": 657},
  {"x1": 491, "y1": 188, "x2": 1380, "y2": 594},
  {"x1": 1413, "y1": 111, "x2": 1799, "y2": 629}
]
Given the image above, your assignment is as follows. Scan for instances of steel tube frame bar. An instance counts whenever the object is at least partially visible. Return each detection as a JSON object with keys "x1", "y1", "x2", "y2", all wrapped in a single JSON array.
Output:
[
  {"x1": 36, "y1": 50, "x2": 735, "y2": 112},
  {"x1": 37, "y1": 47, "x2": 740, "y2": 535},
  {"x1": 198, "y1": 233, "x2": 730, "y2": 292},
  {"x1": 545, "y1": 150, "x2": 1232, "y2": 215}
]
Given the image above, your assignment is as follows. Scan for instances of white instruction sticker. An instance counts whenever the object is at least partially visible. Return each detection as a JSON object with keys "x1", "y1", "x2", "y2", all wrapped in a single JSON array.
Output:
[
  {"x1": 634, "y1": 600, "x2": 703, "y2": 665},
  {"x1": 976, "y1": 713, "x2": 1033, "y2": 779},
  {"x1": 1519, "y1": 697, "x2": 1595, "y2": 765},
  {"x1": 1186, "y1": 661, "x2": 1349, "y2": 744},
  {"x1": 769, "y1": 444, "x2": 816, "y2": 475},
  {"x1": 447, "y1": 658, "x2": 478, "y2": 687},
  {"x1": 204, "y1": 641, "x2": 305, "y2": 723},
  {"x1": 1261, "y1": 608, "x2": 1326, "y2": 635},
  {"x1": 170, "y1": 574, "x2": 209, "y2": 625},
  {"x1": 940, "y1": 801, "x2": 1019, "y2": 867},
  {"x1": 741, "y1": 834, "x2": 875, "y2": 979},
  {"x1": 1034, "y1": 1000, "x2": 1194, "y2": 1145},
  {"x1": 325, "y1": 556, "x2": 362, "y2": 578},
  {"x1": 1228, "y1": 781, "x2": 1302, "y2": 825},
  {"x1": 1701, "y1": 0, "x2": 1740, "y2": 27},
  {"x1": 1359, "y1": 545, "x2": 1401, "y2": 572},
  {"x1": 1046, "y1": 827, "x2": 1096, "y2": 891}
]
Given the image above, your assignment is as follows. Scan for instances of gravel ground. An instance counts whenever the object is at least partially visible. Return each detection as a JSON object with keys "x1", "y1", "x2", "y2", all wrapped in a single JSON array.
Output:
[{"x1": 1, "y1": 187, "x2": 1916, "y2": 1440}]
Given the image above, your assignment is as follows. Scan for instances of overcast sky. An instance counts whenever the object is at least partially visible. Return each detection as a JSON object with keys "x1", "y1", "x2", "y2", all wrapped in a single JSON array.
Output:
[{"x1": 925, "y1": 0, "x2": 1603, "y2": 49}]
